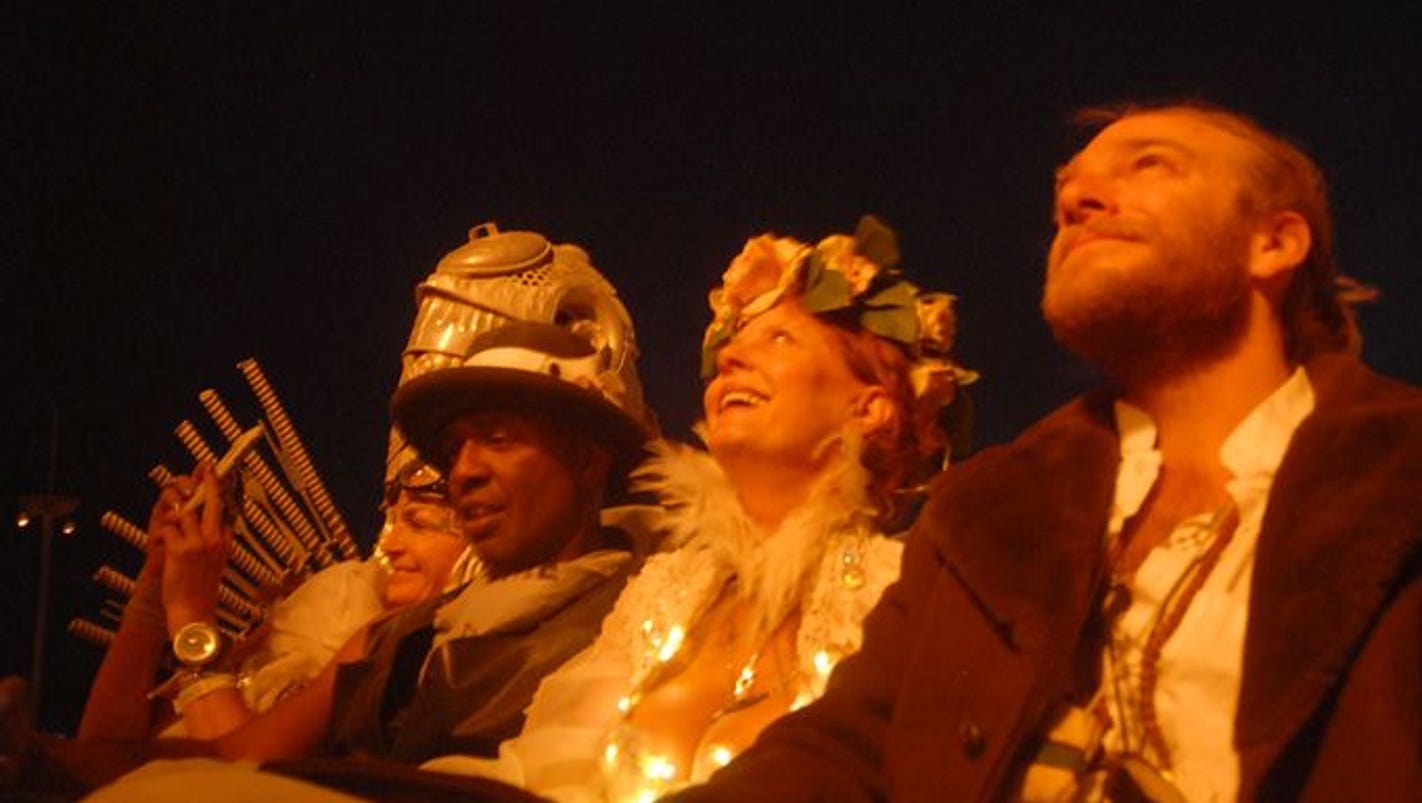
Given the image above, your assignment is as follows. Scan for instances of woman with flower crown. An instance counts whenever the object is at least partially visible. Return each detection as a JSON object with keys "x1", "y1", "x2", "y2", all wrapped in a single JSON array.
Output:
[{"x1": 425, "y1": 216, "x2": 975, "y2": 802}]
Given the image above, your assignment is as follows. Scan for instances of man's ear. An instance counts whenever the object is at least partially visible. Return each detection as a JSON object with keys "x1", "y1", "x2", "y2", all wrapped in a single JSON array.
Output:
[
  {"x1": 1249, "y1": 210, "x2": 1311, "y2": 282},
  {"x1": 851, "y1": 386, "x2": 898, "y2": 441}
]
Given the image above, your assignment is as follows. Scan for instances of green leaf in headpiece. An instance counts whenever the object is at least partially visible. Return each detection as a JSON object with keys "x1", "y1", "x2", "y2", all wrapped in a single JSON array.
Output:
[
  {"x1": 853, "y1": 215, "x2": 900, "y2": 269},
  {"x1": 701, "y1": 327, "x2": 731, "y2": 379},
  {"x1": 861, "y1": 305, "x2": 919, "y2": 345},
  {"x1": 799, "y1": 264, "x2": 854, "y2": 314},
  {"x1": 862, "y1": 280, "x2": 918, "y2": 310},
  {"x1": 801, "y1": 249, "x2": 824, "y2": 289}
]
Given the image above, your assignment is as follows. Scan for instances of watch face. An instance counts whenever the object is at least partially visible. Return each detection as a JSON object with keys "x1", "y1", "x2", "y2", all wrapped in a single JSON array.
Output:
[{"x1": 174, "y1": 623, "x2": 222, "y2": 666}]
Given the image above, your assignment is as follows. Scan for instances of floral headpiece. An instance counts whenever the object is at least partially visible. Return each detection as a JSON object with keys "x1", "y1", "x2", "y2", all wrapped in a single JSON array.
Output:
[{"x1": 702, "y1": 216, "x2": 977, "y2": 449}]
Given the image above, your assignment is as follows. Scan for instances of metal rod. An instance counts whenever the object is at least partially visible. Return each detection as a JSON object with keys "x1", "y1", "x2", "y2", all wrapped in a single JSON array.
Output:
[
  {"x1": 68, "y1": 618, "x2": 117, "y2": 648},
  {"x1": 31, "y1": 409, "x2": 58, "y2": 720},
  {"x1": 238, "y1": 359, "x2": 358, "y2": 558},
  {"x1": 201, "y1": 388, "x2": 328, "y2": 560},
  {"x1": 100, "y1": 511, "x2": 147, "y2": 551},
  {"x1": 148, "y1": 464, "x2": 175, "y2": 489}
]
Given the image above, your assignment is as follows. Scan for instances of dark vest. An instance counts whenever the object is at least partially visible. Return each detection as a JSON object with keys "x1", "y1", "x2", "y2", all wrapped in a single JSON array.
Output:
[{"x1": 326, "y1": 553, "x2": 635, "y2": 763}]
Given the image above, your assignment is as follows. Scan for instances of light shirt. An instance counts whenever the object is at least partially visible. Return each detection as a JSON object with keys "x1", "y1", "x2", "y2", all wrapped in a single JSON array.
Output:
[
  {"x1": 1098, "y1": 367, "x2": 1315, "y2": 802},
  {"x1": 158, "y1": 559, "x2": 387, "y2": 739}
]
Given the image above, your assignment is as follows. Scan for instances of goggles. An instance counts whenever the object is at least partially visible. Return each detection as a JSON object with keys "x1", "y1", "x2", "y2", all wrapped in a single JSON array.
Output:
[
  {"x1": 378, "y1": 459, "x2": 459, "y2": 539},
  {"x1": 382, "y1": 459, "x2": 449, "y2": 508},
  {"x1": 378, "y1": 497, "x2": 461, "y2": 540}
]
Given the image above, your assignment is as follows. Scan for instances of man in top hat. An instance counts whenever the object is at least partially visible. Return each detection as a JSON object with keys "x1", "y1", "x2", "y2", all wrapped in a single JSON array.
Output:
[
  {"x1": 324, "y1": 306, "x2": 657, "y2": 762},
  {"x1": 237, "y1": 223, "x2": 658, "y2": 765}
]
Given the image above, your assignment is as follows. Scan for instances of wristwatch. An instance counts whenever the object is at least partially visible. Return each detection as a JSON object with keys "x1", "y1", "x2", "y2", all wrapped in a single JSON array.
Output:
[{"x1": 171, "y1": 621, "x2": 227, "y2": 668}]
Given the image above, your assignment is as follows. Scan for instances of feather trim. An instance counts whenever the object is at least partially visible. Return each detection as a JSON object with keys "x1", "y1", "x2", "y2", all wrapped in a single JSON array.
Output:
[{"x1": 629, "y1": 431, "x2": 879, "y2": 636}]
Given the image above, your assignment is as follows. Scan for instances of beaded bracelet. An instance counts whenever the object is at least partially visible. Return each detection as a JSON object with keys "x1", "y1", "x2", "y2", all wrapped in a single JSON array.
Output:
[{"x1": 171, "y1": 672, "x2": 238, "y2": 715}]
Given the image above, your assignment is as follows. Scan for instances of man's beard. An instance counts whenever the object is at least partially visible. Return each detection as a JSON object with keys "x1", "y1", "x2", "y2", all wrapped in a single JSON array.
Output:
[{"x1": 1042, "y1": 225, "x2": 1252, "y2": 386}]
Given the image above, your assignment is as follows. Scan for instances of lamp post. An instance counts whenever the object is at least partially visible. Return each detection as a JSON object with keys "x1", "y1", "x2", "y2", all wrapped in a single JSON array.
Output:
[
  {"x1": 17, "y1": 493, "x2": 79, "y2": 716},
  {"x1": 15, "y1": 408, "x2": 78, "y2": 724}
]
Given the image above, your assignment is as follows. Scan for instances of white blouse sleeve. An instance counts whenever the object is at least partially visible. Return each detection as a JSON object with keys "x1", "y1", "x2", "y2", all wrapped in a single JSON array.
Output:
[{"x1": 241, "y1": 559, "x2": 387, "y2": 712}]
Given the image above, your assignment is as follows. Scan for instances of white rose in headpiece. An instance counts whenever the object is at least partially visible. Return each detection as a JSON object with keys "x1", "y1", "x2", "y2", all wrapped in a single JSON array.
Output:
[
  {"x1": 915, "y1": 293, "x2": 958, "y2": 354},
  {"x1": 817, "y1": 234, "x2": 882, "y2": 297}
]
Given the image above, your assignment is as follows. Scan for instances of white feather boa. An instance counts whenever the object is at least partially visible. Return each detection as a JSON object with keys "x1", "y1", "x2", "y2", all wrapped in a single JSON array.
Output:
[{"x1": 627, "y1": 432, "x2": 881, "y2": 638}]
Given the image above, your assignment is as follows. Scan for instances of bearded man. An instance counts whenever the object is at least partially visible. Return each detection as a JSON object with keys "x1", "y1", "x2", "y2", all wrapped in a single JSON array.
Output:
[{"x1": 677, "y1": 102, "x2": 1420, "y2": 802}]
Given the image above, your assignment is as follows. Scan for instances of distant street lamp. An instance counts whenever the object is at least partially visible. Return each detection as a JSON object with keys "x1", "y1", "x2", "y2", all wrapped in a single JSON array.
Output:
[
  {"x1": 17, "y1": 492, "x2": 79, "y2": 718},
  {"x1": 16, "y1": 408, "x2": 78, "y2": 725}
]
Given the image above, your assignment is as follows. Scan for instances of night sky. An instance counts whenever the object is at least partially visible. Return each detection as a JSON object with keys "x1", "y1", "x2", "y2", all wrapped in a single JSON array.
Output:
[{"x1": 5, "y1": 4, "x2": 1419, "y2": 732}]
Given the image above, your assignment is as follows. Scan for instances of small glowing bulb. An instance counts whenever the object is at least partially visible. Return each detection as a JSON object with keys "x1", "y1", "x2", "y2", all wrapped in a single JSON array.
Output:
[
  {"x1": 617, "y1": 696, "x2": 632, "y2": 714},
  {"x1": 643, "y1": 754, "x2": 677, "y2": 781},
  {"x1": 813, "y1": 650, "x2": 834, "y2": 675},
  {"x1": 709, "y1": 745, "x2": 735, "y2": 768},
  {"x1": 841, "y1": 566, "x2": 865, "y2": 589},
  {"x1": 60, "y1": 520, "x2": 77, "y2": 536},
  {"x1": 16, "y1": 512, "x2": 31, "y2": 529},
  {"x1": 657, "y1": 624, "x2": 685, "y2": 663}
]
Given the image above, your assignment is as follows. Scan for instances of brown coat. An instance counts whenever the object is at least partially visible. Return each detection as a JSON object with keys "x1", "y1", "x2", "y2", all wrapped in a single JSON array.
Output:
[{"x1": 681, "y1": 354, "x2": 1421, "y2": 802}]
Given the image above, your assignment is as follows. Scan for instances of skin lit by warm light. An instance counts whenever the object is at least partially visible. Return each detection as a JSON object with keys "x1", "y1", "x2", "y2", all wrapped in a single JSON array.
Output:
[
  {"x1": 440, "y1": 410, "x2": 604, "y2": 578},
  {"x1": 377, "y1": 490, "x2": 466, "y2": 608},
  {"x1": 703, "y1": 300, "x2": 876, "y2": 474}
]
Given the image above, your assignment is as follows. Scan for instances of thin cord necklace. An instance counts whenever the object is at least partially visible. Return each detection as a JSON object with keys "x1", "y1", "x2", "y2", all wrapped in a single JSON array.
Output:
[{"x1": 1107, "y1": 501, "x2": 1241, "y2": 770}]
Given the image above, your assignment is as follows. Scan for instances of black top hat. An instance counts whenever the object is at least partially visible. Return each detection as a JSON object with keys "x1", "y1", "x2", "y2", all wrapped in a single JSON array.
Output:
[{"x1": 392, "y1": 322, "x2": 653, "y2": 477}]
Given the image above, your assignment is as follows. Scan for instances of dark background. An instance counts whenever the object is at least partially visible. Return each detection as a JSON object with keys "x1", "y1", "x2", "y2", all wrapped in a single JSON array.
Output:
[{"x1": 4, "y1": 3, "x2": 1419, "y2": 733}]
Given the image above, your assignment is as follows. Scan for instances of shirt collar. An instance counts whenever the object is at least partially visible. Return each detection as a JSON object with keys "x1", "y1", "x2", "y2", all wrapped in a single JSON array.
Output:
[
  {"x1": 1109, "y1": 367, "x2": 1315, "y2": 524},
  {"x1": 1218, "y1": 366, "x2": 1315, "y2": 483},
  {"x1": 1109, "y1": 403, "x2": 1163, "y2": 530}
]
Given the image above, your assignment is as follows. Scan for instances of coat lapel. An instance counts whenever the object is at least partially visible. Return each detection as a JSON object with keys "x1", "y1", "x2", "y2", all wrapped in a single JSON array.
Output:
[
  {"x1": 927, "y1": 395, "x2": 1119, "y2": 667},
  {"x1": 1237, "y1": 356, "x2": 1422, "y2": 784}
]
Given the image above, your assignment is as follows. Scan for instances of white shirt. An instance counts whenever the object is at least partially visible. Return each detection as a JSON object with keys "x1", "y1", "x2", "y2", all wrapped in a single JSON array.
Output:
[{"x1": 1098, "y1": 368, "x2": 1315, "y2": 802}]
